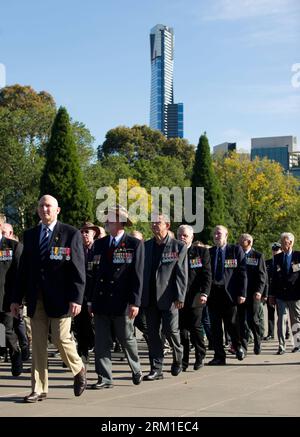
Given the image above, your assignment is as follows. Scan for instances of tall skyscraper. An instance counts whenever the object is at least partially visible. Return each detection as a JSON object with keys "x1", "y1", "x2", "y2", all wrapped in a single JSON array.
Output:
[{"x1": 150, "y1": 24, "x2": 184, "y2": 138}]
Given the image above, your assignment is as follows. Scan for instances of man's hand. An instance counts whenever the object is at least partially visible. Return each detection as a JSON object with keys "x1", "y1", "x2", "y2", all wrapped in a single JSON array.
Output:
[
  {"x1": 69, "y1": 302, "x2": 82, "y2": 317},
  {"x1": 128, "y1": 305, "x2": 139, "y2": 320},
  {"x1": 199, "y1": 295, "x2": 207, "y2": 305},
  {"x1": 237, "y1": 296, "x2": 246, "y2": 305},
  {"x1": 254, "y1": 292, "x2": 262, "y2": 301},
  {"x1": 10, "y1": 303, "x2": 20, "y2": 318},
  {"x1": 174, "y1": 300, "x2": 184, "y2": 310}
]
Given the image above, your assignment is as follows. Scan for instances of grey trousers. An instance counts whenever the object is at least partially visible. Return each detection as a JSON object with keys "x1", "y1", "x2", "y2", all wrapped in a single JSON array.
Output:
[
  {"x1": 276, "y1": 299, "x2": 300, "y2": 350},
  {"x1": 94, "y1": 314, "x2": 141, "y2": 384},
  {"x1": 145, "y1": 305, "x2": 183, "y2": 372}
]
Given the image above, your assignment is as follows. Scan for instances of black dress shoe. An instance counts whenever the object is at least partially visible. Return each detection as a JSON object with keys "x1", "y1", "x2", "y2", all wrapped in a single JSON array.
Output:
[
  {"x1": 90, "y1": 379, "x2": 114, "y2": 389},
  {"x1": 24, "y1": 392, "x2": 47, "y2": 403},
  {"x1": 291, "y1": 346, "x2": 299, "y2": 353},
  {"x1": 171, "y1": 363, "x2": 182, "y2": 376},
  {"x1": 236, "y1": 347, "x2": 245, "y2": 361},
  {"x1": 208, "y1": 358, "x2": 226, "y2": 366},
  {"x1": 132, "y1": 371, "x2": 143, "y2": 385},
  {"x1": 276, "y1": 348, "x2": 285, "y2": 355},
  {"x1": 182, "y1": 361, "x2": 189, "y2": 372},
  {"x1": 74, "y1": 366, "x2": 87, "y2": 396},
  {"x1": 143, "y1": 371, "x2": 164, "y2": 381},
  {"x1": 263, "y1": 335, "x2": 274, "y2": 341},
  {"x1": 193, "y1": 360, "x2": 204, "y2": 371}
]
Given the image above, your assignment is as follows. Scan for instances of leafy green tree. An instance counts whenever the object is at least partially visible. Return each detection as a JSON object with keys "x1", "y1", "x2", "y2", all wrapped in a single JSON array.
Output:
[
  {"x1": 191, "y1": 133, "x2": 224, "y2": 243},
  {"x1": 40, "y1": 106, "x2": 93, "y2": 226},
  {"x1": 214, "y1": 152, "x2": 300, "y2": 254}
]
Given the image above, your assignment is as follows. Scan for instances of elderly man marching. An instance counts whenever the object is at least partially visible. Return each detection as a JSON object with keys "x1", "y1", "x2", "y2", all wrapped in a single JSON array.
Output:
[
  {"x1": 270, "y1": 232, "x2": 300, "y2": 355},
  {"x1": 208, "y1": 225, "x2": 247, "y2": 365},
  {"x1": 88, "y1": 205, "x2": 144, "y2": 389},
  {"x1": 11, "y1": 195, "x2": 87, "y2": 402},
  {"x1": 177, "y1": 225, "x2": 212, "y2": 371}
]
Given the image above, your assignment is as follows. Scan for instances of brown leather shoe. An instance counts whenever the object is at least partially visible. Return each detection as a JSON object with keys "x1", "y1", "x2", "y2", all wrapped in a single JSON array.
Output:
[
  {"x1": 74, "y1": 367, "x2": 87, "y2": 397},
  {"x1": 24, "y1": 392, "x2": 47, "y2": 403}
]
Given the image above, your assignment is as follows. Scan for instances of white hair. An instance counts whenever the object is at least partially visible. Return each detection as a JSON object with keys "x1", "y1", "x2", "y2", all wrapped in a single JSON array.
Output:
[
  {"x1": 239, "y1": 233, "x2": 253, "y2": 245},
  {"x1": 280, "y1": 232, "x2": 295, "y2": 243},
  {"x1": 177, "y1": 224, "x2": 194, "y2": 237}
]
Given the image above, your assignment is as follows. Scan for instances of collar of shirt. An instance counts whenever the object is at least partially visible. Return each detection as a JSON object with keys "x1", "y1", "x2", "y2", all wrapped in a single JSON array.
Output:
[
  {"x1": 40, "y1": 220, "x2": 57, "y2": 242},
  {"x1": 245, "y1": 248, "x2": 252, "y2": 255},
  {"x1": 110, "y1": 230, "x2": 125, "y2": 247}
]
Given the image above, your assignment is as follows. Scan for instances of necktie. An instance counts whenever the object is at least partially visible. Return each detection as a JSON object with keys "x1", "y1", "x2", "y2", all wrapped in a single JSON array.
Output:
[
  {"x1": 283, "y1": 253, "x2": 289, "y2": 274},
  {"x1": 215, "y1": 248, "x2": 223, "y2": 281},
  {"x1": 111, "y1": 237, "x2": 117, "y2": 248},
  {"x1": 40, "y1": 227, "x2": 50, "y2": 261}
]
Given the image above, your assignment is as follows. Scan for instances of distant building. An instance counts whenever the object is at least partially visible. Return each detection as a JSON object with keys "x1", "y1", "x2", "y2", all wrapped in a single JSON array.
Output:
[
  {"x1": 213, "y1": 142, "x2": 237, "y2": 155},
  {"x1": 251, "y1": 136, "x2": 297, "y2": 171},
  {"x1": 149, "y1": 24, "x2": 183, "y2": 138}
]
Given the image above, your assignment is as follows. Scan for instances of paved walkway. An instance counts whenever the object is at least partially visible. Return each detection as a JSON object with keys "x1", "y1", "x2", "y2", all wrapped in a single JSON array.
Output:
[{"x1": 0, "y1": 339, "x2": 299, "y2": 417}]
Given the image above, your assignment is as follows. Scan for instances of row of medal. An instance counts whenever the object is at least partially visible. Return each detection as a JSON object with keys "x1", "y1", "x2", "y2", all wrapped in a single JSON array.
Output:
[
  {"x1": 224, "y1": 259, "x2": 238, "y2": 268},
  {"x1": 50, "y1": 247, "x2": 71, "y2": 260},
  {"x1": 0, "y1": 249, "x2": 13, "y2": 262},
  {"x1": 189, "y1": 257, "x2": 203, "y2": 268},
  {"x1": 113, "y1": 250, "x2": 133, "y2": 264},
  {"x1": 246, "y1": 257, "x2": 259, "y2": 266},
  {"x1": 161, "y1": 252, "x2": 179, "y2": 263}
]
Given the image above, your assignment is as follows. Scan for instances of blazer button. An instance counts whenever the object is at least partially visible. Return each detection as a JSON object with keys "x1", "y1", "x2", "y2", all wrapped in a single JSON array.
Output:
[
  {"x1": 100, "y1": 279, "x2": 104, "y2": 282},
  {"x1": 110, "y1": 293, "x2": 113, "y2": 297},
  {"x1": 99, "y1": 292, "x2": 103, "y2": 295},
  {"x1": 110, "y1": 280, "x2": 114, "y2": 284}
]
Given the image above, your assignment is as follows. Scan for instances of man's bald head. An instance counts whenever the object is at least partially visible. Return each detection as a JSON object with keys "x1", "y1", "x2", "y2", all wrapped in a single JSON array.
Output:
[{"x1": 38, "y1": 194, "x2": 61, "y2": 225}]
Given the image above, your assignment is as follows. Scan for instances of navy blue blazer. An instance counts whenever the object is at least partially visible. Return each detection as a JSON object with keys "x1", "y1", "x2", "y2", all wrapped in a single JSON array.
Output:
[
  {"x1": 271, "y1": 251, "x2": 300, "y2": 301},
  {"x1": 90, "y1": 233, "x2": 144, "y2": 316},
  {"x1": 14, "y1": 221, "x2": 86, "y2": 318}
]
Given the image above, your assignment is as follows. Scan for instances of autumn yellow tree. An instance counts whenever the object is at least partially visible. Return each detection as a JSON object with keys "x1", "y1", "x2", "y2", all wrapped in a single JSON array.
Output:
[{"x1": 214, "y1": 153, "x2": 300, "y2": 254}]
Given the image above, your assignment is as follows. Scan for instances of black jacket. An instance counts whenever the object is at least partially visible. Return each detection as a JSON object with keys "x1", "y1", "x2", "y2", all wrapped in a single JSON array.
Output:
[
  {"x1": 271, "y1": 251, "x2": 300, "y2": 301},
  {"x1": 185, "y1": 245, "x2": 212, "y2": 308},
  {"x1": 244, "y1": 248, "x2": 267, "y2": 297},
  {"x1": 90, "y1": 233, "x2": 144, "y2": 316},
  {"x1": 14, "y1": 222, "x2": 86, "y2": 318},
  {"x1": 0, "y1": 237, "x2": 23, "y2": 312},
  {"x1": 209, "y1": 244, "x2": 247, "y2": 303}
]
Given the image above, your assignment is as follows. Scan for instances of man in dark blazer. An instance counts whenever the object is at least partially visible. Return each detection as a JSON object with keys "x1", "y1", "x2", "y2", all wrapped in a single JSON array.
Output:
[
  {"x1": 11, "y1": 195, "x2": 87, "y2": 402},
  {"x1": 238, "y1": 233, "x2": 267, "y2": 355},
  {"x1": 177, "y1": 225, "x2": 211, "y2": 371},
  {"x1": 0, "y1": 215, "x2": 23, "y2": 376},
  {"x1": 142, "y1": 214, "x2": 188, "y2": 380},
  {"x1": 270, "y1": 232, "x2": 300, "y2": 354},
  {"x1": 88, "y1": 205, "x2": 144, "y2": 389},
  {"x1": 208, "y1": 225, "x2": 247, "y2": 365}
]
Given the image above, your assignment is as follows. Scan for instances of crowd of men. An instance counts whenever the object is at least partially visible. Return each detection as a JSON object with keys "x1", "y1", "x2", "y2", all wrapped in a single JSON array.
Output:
[{"x1": 0, "y1": 194, "x2": 300, "y2": 403}]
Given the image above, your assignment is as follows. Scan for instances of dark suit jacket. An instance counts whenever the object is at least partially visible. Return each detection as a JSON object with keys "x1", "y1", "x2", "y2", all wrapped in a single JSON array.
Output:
[
  {"x1": 271, "y1": 251, "x2": 300, "y2": 301},
  {"x1": 14, "y1": 221, "x2": 86, "y2": 318},
  {"x1": 209, "y1": 244, "x2": 247, "y2": 304},
  {"x1": 0, "y1": 237, "x2": 23, "y2": 312},
  {"x1": 90, "y1": 233, "x2": 144, "y2": 316},
  {"x1": 141, "y1": 235, "x2": 188, "y2": 310},
  {"x1": 244, "y1": 248, "x2": 267, "y2": 297},
  {"x1": 185, "y1": 245, "x2": 212, "y2": 308}
]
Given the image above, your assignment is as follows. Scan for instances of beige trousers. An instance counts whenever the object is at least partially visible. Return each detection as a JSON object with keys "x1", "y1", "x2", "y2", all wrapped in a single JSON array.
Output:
[{"x1": 30, "y1": 299, "x2": 83, "y2": 393}]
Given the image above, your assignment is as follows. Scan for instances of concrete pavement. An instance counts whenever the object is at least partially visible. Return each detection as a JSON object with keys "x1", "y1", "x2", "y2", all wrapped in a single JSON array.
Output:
[{"x1": 0, "y1": 338, "x2": 299, "y2": 417}]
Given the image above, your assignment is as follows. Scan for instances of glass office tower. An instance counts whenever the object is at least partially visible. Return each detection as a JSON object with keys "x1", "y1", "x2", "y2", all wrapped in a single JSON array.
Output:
[{"x1": 150, "y1": 24, "x2": 183, "y2": 138}]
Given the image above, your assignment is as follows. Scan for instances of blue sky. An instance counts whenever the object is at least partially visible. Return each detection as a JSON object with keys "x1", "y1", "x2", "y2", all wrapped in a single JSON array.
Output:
[{"x1": 1, "y1": 0, "x2": 299, "y2": 150}]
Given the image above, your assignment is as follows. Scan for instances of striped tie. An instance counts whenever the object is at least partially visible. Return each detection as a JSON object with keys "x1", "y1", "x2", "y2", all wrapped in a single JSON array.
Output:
[{"x1": 40, "y1": 227, "x2": 50, "y2": 261}]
